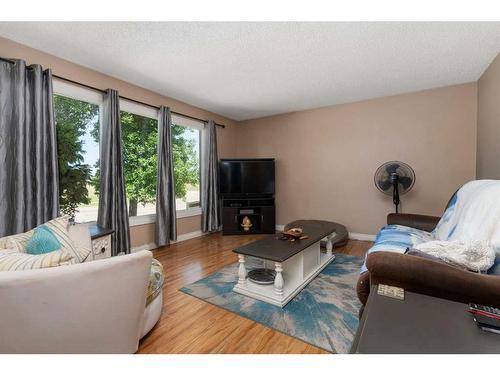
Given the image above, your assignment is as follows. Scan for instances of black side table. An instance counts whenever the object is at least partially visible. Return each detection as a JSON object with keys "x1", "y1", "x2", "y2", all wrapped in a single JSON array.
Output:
[{"x1": 351, "y1": 286, "x2": 500, "y2": 353}]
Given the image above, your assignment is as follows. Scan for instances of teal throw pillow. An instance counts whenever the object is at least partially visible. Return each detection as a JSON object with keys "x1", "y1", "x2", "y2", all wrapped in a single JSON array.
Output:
[{"x1": 25, "y1": 224, "x2": 62, "y2": 255}]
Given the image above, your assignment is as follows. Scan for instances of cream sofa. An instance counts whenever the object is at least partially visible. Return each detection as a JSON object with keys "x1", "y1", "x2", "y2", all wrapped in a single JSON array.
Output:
[{"x1": 0, "y1": 223, "x2": 163, "y2": 353}]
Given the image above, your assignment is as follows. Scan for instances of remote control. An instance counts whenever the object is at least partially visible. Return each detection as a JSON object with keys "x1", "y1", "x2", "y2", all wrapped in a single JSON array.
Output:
[{"x1": 468, "y1": 303, "x2": 500, "y2": 320}]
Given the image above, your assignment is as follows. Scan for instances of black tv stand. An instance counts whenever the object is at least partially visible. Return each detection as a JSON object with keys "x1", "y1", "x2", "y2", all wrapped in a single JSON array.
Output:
[{"x1": 221, "y1": 196, "x2": 275, "y2": 235}]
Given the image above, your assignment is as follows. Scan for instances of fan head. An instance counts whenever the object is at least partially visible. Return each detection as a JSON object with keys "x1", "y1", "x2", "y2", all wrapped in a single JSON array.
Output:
[{"x1": 374, "y1": 161, "x2": 415, "y2": 195}]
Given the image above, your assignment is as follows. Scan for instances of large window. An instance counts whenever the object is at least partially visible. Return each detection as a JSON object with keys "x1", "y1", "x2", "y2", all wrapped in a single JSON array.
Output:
[
  {"x1": 53, "y1": 81, "x2": 204, "y2": 225},
  {"x1": 53, "y1": 82, "x2": 102, "y2": 223},
  {"x1": 121, "y1": 110, "x2": 158, "y2": 218}
]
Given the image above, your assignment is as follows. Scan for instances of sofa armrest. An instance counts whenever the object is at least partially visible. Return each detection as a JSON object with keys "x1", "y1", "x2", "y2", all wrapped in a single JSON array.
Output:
[
  {"x1": 367, "y1": 252, "x2": 500, "y2": 308},
  {"x1": 386, "y1": 213, "x2": 441, "y2": 232}
]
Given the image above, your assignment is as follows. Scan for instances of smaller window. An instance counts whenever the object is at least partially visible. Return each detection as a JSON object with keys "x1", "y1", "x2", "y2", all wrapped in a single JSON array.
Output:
[
  {"x1": 171, "y1": 116, "x2": 202, "y2": 212},
  {"x1": 53, "y1": 80, "x2": 103, "y2": 224}
]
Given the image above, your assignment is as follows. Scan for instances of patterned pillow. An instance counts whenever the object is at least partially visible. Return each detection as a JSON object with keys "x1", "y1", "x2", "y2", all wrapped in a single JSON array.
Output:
[
  {"x1": 5, "y1": 216, "x2": 91, "y2": 263},
  {"x1": 2, "y1": 230, "x2": 34, "y2": 252},
  {"x1": 44, "y1": 216, "x2": 91, "y2": 263},
  {"x1": 0, "y1": 249, "x2": 74, "y2": 271},
  {"x1": 146, "y1": 259, "x2": 164, "y2": 306}
]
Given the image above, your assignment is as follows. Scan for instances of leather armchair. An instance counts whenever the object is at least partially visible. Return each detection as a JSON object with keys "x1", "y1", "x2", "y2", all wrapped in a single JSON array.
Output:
[{"x1": 357, "y1": 212, "x2": 500, "y2": 309}]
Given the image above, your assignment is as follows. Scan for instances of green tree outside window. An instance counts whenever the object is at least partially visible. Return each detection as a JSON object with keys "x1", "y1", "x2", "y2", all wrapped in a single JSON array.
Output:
[
  {"x1": 54, "y1": 95, "x2": 99, "y2": 220},
  {"x1": 55, "y1": 95, "x2": 200, "y2": 220}
]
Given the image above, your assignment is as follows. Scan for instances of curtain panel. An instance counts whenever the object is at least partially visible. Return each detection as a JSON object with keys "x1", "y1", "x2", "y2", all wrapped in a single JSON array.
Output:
[
  {"x1": 155, "y1": 106, "x2": 177, "y2": 247},
  {"x1": 97, "y1": 89, "x2": 131, "y2": 255},
  {"x1": 201, "y1": 120, "x2": 221, "y2": 232},
  {"x1": 0, "y1": 59, "x2": 59, "y2": 237}
]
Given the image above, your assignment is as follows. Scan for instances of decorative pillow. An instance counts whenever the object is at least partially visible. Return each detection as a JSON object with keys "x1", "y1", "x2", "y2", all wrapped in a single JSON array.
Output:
[
  {"x1": 146, "y1": 259, "x2": 164, "y2": 306},
  {"x1": 25, "y1": 225, "x2": 62, "y2": 255},
  {"x1": 44, "y1": 216, "x2": 92, "y2": 263},
  {"x1": 0, "y1": 249, "x2": 74, "y2": 271},
  {"x1": 3, "y1": 230, "x2": 34, "y2": 252},
  {"x1": 67, "y1": 223, "x2": 92, "y2": 262},
  {"x1": 5, "y1": 216, "x2": 91, "y2": 263}
]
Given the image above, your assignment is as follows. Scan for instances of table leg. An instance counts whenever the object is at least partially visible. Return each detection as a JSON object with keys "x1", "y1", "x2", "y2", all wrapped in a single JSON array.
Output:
[
  {"x1": 326, "y1": 233, "x2": 336, "y2": 257},
  {"x1": 274, "y1": 262, "x2": 284, "y2": 296},
  {"x1": 238, "y1": 254, "x2": 247, "y2": 286}
]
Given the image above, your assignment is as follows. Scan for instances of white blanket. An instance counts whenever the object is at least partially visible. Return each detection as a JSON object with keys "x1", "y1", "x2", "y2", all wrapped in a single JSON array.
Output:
[
  {"x1": 433, "y1": 180, "x2": 500, "y2": 245},
  {"x1": 414, "y1": 240, "x2": 496, "y2": 272},
  {"x1": 428, "y1": 179, "x2": 500, "y2": 272}
]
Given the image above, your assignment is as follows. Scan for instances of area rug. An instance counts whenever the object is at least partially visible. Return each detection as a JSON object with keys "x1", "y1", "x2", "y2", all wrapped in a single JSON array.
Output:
[{"x1": 179, "y1": 253, "x2": 363, "y2": 353}]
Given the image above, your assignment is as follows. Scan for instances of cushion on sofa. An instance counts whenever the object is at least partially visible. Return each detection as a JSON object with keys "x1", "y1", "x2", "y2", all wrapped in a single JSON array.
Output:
[
  {"x1": 146, "y1": 259, "x2": 164, "y2": 306},
  {"x1": 2, "y1": 230, "x2": 33, "y2": 252},
  {"x1": 361, "y1": 224, "x2": 434, "y2": 273},
  {"x1": 4, "y1": 217, "x2": 91, "y2": 263},
  {"x1": 0, "y1": 249, "x2": 74, "y2": 271},
  {"x1": 67, "y1": 223, "x2": 92, "y2": 262},
  {"x1": 45, "y1": 217, "x2": 91, "y2": 263}
]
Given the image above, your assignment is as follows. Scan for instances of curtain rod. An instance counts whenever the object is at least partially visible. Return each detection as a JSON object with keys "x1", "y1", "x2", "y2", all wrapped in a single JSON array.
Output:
[{"x1": 0, "y1": 57, "x2": 225, "y2": 129}]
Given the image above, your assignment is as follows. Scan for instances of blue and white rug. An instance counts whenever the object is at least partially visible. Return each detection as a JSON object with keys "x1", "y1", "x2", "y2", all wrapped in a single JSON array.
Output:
[{"x1": 180, "y1": 253, "x2": 363, "y2": 353}]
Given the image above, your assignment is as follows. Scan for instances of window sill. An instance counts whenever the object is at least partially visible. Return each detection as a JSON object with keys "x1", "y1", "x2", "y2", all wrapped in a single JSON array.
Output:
[
  {"x1": 129, "y1": 207, "x2": 202, "y2": 227},
  {"x1": 177, "y1": 207, "x2": 202, "y2": 219}
]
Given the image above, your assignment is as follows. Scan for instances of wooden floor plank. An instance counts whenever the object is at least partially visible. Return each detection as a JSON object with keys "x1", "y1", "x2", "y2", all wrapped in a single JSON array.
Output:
[{"x1": 138, "y1": 232, "x2": 371, "y2": 354}]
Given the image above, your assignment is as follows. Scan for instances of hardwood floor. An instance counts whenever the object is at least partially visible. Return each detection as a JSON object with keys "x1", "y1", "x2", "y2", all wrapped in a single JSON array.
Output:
[{"x1": 137, "y1": 233, "x2": 372, "y2": 354}]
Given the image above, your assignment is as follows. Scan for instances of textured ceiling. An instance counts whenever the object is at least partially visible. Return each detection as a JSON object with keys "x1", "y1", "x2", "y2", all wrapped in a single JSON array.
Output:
[{"x1": 0, "y1": 22, "x2": 499, "y2": 120}]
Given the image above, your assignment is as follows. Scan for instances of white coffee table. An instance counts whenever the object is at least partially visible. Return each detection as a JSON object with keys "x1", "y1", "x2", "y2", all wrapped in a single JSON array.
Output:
[{"x1": 233, "y1": 220, "x2": 341, "y2": 307}]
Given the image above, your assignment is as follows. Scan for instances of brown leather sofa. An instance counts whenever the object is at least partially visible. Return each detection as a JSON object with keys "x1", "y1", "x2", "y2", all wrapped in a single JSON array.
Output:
[{"x1": 357, "y1": 213, "x2": 500, "y2": 309}]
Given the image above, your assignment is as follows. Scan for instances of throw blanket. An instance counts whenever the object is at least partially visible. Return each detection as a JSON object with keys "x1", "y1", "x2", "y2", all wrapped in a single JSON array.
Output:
[
  {"x1": 433, "y1": 180, "x2": 500, "y2": 246},
  {"x1": 414, "y1": 240, "x2": 496, "y2": 272},
  {"x1": 361, "y1": 180, "x2": 500, "y2": 274}
]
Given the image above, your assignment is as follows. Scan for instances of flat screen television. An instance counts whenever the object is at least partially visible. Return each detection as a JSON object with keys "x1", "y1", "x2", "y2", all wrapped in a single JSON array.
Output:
[{"x1": 219, "y1": 159, "x2": 275, "y2": 197}]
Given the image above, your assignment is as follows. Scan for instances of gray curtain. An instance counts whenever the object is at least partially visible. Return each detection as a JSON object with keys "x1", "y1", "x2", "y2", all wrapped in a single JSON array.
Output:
[
  {"x1": 0, "y1": 59, "x2": 59, "y2": 237},
  {"x1": 201, "y1": 120, "x2": 221, "y2": 232},
  {"x1": 155, "y1": 106, "x2": 177, "y2": 246},
  {"x1": 97, "y1": 89, "x2": 130, "y2": 255}
]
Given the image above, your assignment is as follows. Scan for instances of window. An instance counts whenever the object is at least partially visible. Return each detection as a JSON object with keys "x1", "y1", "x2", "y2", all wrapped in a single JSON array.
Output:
[
  {"x1": 53, "y1": 81, "x2": 204, "y2": 226},
  {"x1": 119, "y1": 106, "x2": 203, "y2": 223},
  {"x1": 172, "y1": 115, "x2": 202, "y2": 214},
  {"x1": 120, "y1": 109, "x2": 158, "y2": 219},
  {"x1": 53, "y1": 81, "x2": 102, "y2": 223}
]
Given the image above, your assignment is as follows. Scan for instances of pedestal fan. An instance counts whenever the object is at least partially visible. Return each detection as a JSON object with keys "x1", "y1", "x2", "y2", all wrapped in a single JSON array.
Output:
[{"x1": 374, "y1": 161, "x2": 415, "y2": 213}]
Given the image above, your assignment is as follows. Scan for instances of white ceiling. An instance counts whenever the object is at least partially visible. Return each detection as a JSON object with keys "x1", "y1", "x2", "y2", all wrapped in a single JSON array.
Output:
[{"x1": 0, "y1": 22, "x2": 499, "y2": 121}]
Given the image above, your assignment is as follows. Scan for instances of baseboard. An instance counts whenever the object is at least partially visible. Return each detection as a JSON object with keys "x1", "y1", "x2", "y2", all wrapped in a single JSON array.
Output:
[
  {"x1": 175, "y1": 230, "x2": 205, "y2": 243},
  {"x1": 275, "y1": 224, "x2": 375, "y2": 242},
  {"x1": 131, "y1": 242, "x2": 157, "y2": 253},
  {"x1": 131, "y1": 229, "x2": 206, "y2": 253},
  {"x1": 348, "y1": 232, "x2": 376, "y2": 241}
]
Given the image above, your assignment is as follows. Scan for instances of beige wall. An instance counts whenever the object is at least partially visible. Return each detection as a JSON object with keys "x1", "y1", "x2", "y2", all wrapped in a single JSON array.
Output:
[
  {"x1": 477, "y1": 53, "x2": 500, "y2": 179},
  {"x1": 236, "y1": 83, "x2": 478, "y2": 235},
  {"x1": 0, "y1": 36, "x2": 239, "y2": 247},
  {"x1": 0, "y1": 36, "x2": 483, "y2": 240},
  {"x1": 130, "y1": 215, "x2": 201, "y2": 248}
]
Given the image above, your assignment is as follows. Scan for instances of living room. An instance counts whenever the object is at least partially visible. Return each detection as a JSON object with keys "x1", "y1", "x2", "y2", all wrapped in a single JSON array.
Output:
[{"x1": 1, "y1": 1, "x2": 500, "y2": 372}]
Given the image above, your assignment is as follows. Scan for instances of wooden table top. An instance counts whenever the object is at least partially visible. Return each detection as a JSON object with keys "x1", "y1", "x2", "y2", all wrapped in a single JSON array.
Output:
[{"x1": 233, "y1": 220, "x2": 340, "y2": 262}]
